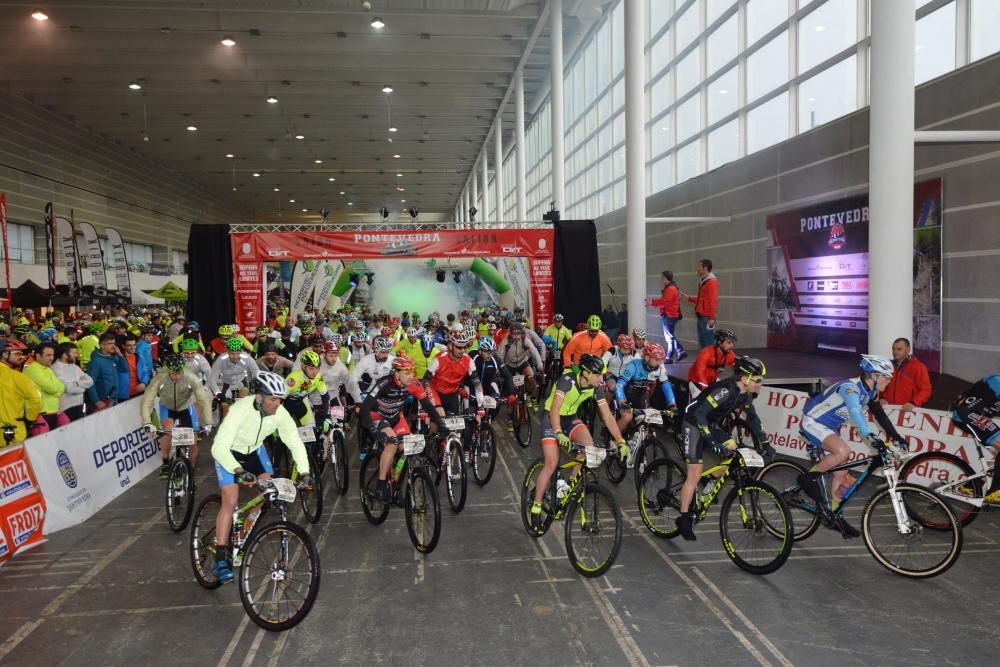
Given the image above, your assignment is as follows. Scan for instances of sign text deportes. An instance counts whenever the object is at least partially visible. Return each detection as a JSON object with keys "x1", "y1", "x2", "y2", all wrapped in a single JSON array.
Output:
[{"x1": 92, "y1": 426, "x2": 158, "y2": 478}]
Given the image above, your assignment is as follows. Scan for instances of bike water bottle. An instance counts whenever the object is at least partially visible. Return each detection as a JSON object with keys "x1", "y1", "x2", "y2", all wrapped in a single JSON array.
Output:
[
  {"x1": 556, "y1": 477, "x2": 570, "y2": 500},
  {"x1": 232, "y1": 511, "x2": 244, "y2": 544},
  {"x1": 392, "y1": 456, "x2": 406, "y2": 482}
]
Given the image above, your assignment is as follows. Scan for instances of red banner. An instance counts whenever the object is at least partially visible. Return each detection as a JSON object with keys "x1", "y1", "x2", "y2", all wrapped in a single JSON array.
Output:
[{"x1": 0, "y1": 445, "x2": 47, "y2": 564}]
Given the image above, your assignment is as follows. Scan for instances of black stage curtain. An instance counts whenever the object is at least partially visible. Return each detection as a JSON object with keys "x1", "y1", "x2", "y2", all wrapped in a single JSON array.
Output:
[
  {"x1": 552, "y1": 220, "x2": 601, "y2": 330},
  {"x1": 187, "y1": 224, "x2": 234, "y2": 337}
]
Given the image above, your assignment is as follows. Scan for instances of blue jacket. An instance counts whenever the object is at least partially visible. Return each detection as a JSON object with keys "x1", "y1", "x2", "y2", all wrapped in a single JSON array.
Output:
[
  {"x1": 136, "y1": 339, "x2": 154, "y2": 374},
  {"x1": 86, "y1": 351, "x2": 129, "y2": 404},
  {"x1": 117, "y1": 352, "x2": 153, "y2": 401}
]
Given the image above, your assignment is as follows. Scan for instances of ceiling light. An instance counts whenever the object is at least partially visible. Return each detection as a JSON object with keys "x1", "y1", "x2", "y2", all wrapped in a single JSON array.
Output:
[
  {"x1": 314, "y1": 159, "x2": 323, "y2": 164},
  {"x1": 274, "y1": 187, "x2": 280, "y2": 192},
  {"x1": 388, "y1": 126, "x2": 398, "y2": 133},
  {"x1": 436, "y1": 269, "x2": 445, "y2": 283},
  {"x1": 128, "y1": 81, "x2": 142, "y2": 91},
  {"x1": 31, "y1": 9, "x2": 48, "y2": 21},
  {"x1": 225, "y1": 153, "x2": 234, "y2": 158},
  {"x1": 382, "y1": 84, "x2": 393, "y2": 94},
  {"x1": 266, "y1": 96, "x2": 278, "y2": 104},
  {"x1": 392, "y1": 154, "x2": 401, "y2": 159},
  {"x1": 252, "y1": 172, "x2": 260, "y2": 177},
  {"x1": 396, "y1": 187, "x2": 405, "y2": 192},
  {"x1": 301, "y1": 208, "x2": 308, "y2": 212},
  {"x1": 289, "y1": 199, "x2": 295, "y2": 203},
  {"x1": 295, "y1": 134, "x2": 305, "y2": 140},
  {"x1": 396, "y1": 173, "x2": 402, "y2": 177},
  {"x1": 347, "y1": 202, "x2": 353, "y2": 206},
  {"x1": 221, "y1": 35, "x2": 236, "y2": 46},
  {"x1": 340, "y1": 191, "x2": 345, "y2": 195},
  {"x1": 452, "y1": 270, "x2": 462, "y2": 284},
  {"x1": 328, "y1": 177, "x2": 336, "y2": 181},
  {"x1": 186, "y1": 125, "x2": 198, "y2": 131},
  {"x1": 371, "y1": 17, "x2": 385, "y2": 29}
]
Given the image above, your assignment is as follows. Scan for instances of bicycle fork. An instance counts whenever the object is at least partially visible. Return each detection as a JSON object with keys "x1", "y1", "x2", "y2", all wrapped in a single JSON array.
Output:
[{"x1": 884, "y1": 468, "x2": 914, "y2": 534}]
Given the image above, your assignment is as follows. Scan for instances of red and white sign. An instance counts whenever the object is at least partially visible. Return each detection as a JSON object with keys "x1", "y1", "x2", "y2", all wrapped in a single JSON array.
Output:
[{"x1": 0, "y1": 445, "x2": 46, "y2": 565}]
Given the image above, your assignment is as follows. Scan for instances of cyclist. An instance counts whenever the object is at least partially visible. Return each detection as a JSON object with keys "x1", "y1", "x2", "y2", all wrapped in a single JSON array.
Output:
[
  {"x1": 602, "y1": 334, "x2": 636, "y2": 397},
  {"x1": 210, "y1": 371, "x2": 314, "y2": 583},
  {"x1": 292, "y1": 333, "x2": 326, "y2": 371},
  {"x1": 562, "y1": 315, "x2": 613, "y2": 369},
  {"x1": 797, "y1": 354, "x2": 907, "y2": 537},
  {"x1": 256, "y1": 342, "x2": 293, "y2": 376},
  {"x1": 209, "y1": 337, "x2": 261, "y2": 420},
  {"x1": 140, "y1": 354, "x2": 214, "y2": 479},
  {"x1": 319, "y1": 341, "x2": 351, "y2": 408},
  {"x1": 952, "y1": 374, "x2": 1000, "y2": 502},
  {"x1": 676, "y1": 356, "x2": 770, "y2": 541},
  {"x1": 180, "y1": 337, "x2": 212, "y2": 385},
  {"x1": 350, "y1": 336, "x2": 396, "y2": 405},
  {"x1": 631, "y1": 328, "x2": 647, "y2": 354},
  {"x1": 424, "y1": 330, "x2": 486, "y2": 454},
  {"x1": 347, "y1": 332, "x2": 371, "y2": 368},
  {"x1": 688, "y1": 328, "x2": 737, "y2": 399},
  {"x1": 529, "y1": 353, "x2": 627, "y2": 529},
  {"x1": 471, "y1": 336, "x2": 516, "y2": 427},
  {"x1": 0, "y1": 338, "x2": 42, "y2": 445},
  {"x1": 209, "y1": 324, "x2": 252, "y2": 357},
  {"x1": 543, "y1": 314, "x2": 573, "y2": 353},
  {"x1": 613, "y1": 343, "x2": 678, "y2": 435},
  {"x1": 284, "y1": 349, "x2": 329, "y2": 426},
  {"x1": 393, "y1": 327, "x2": 423, "y2": 363},
  {"x1": 417, "y1": 334, "x2": 442, "y2": 380},
  {"x1": 497, "y1": 324, "x2": 544, "y2": 408}
]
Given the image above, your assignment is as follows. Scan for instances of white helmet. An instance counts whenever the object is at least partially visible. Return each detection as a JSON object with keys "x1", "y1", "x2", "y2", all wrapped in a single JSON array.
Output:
[
  {"x1": 860, "y1": 354, "x2": 894, "y2": 377},
  {"x1": 373, "y1": 336, "x2": 394, "y2": 352},
  {"x1": 253, "y1": 370, "x2": 288, "y2": 398}
]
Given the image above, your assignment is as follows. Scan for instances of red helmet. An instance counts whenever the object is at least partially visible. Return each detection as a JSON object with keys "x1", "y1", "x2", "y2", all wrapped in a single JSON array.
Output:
[
  {"x1": 0, "y1": 337, "x2": 28, "y2": 353},
  {"x1": 643, "y1": 342, "x2": 666, "y2": 362},
  {"x1": 392, "y1": 355, "x2": 416, "y2": 371},
  {"x1": 380, "y1": 326, "x2": 393, "y2": 337},
  {"x1": 575, "y1": 322, "x2": 588, "y2": 332},
  {"x1": 616, "y1": 334, "x2": 634, "y2": 352},
  {"x1": 323, "y1": 341, "x2": 339, "y2": 355},
  {"x1": 391, "y1": 317, "x2": 400, "y2": 326},
  {"x1": 449, "y1": 330, "x2": 472, "y2": 347}
]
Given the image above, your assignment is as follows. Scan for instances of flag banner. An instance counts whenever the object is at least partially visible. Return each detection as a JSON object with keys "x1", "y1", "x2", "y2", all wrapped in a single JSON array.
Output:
[
  {"x1": 77, "y1": 222, "x2": 108, "y2": 295},
  {"x1": 104, "y1": 227, "x2": 133, "y2": 298},
  {"x1": 54, "y1": 216, "x2": 81, "y2": 295}
]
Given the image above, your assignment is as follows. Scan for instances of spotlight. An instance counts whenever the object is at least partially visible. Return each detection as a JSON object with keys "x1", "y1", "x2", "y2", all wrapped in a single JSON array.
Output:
[
  {"x1": 266, "y1": 96, "x2": 279, "y2": 104},
  {"x1": 186, "y1": 125, "x2": 198, "y2": 132},
  {"x1": 221, "y1": 35, "x2": 236, "y2": 47},
  {"x1": 371, "y1": 17, "x2": 385, "y2": 29},
  {"x1": 468, "y1": 206, "x2": 477, "y2": 222},
  {"x1": 452, "y1": 270, "x2": 461, "y2": 284},
  {"x1": 366, "y1": 272, "x2": 374, "y2": 286},
  {"x1": 128, "y1": 81, "x2": 142, "y2": 91},
  {"x1": 409, "y1": 207, "x2": 418, "y2": 219},
  {"x1": 381, "y1": 84, "x2": 393, "y2": 94},
  {"x1": 31, "y1": 9, "x2": 48, "y2": 21},
  {"x1": 436, "y1": 270, "x2": 446, "y2": 283},
  {"x1": 349, "y1": 272, "x2": 360, "y2": 287},
  {"x1": 542, "y1": 200, "x2": 561, "y2": 223}
]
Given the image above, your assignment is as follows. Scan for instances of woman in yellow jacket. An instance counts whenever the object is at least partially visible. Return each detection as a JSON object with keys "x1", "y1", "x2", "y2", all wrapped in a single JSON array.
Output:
[{"x1": 0, "y1": 338, "x2": 42, "y2": 444}]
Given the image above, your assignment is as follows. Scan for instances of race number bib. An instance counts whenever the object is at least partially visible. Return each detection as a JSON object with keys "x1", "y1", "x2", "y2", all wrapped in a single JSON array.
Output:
[
  {"x1": 171, "y1": 427, "x2": 195, "y2": 448},
  {"x1": 402, "y1": 434, "x2": 426, "y2": 456},
  {"x1": 271, "y1": 478, "x2": 297, "y2": 502},
  {"x1": 297, "y1": 425, "x2": 317, "y2": 443}
]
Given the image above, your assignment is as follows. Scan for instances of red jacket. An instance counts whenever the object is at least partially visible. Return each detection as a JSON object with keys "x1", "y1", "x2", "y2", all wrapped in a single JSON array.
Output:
[
  {"x1": 884, "y1": 356, "x2": 932, "y2": 407},
  {"x1": 687, "y1": 274, "x2": 718, "y2": 318},
  {"x1": 687, "y1": 345, "x2": 735, "y2": 388},
  {"x1": 651, "y1": 283, "x2": 681, "y2": 318}
]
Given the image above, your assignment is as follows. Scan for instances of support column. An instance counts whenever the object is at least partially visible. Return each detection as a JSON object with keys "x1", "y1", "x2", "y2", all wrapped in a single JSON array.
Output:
[
  {"x1": 868, "y1": 0, "x2": 915, "y2": 354},
  {"x1": 470, "y1": 168, "x2": 478, "y2": 222},
  {"x1": 462, "y1": 187, "x2": 469, "y2": 225},
  {"x1": 550, "y1": 0, "x2": 566, "y2": 214},
  {"x1": 515, "y1": 69, "x2": 528, "y2": 221},
  {"x1": 481, "y1": 145, "x2": 490, "y2": 221},
  {"x1": 494, "y1": 120, "x2": 504, "y2": 222},
  {"x1": 624, "y1": 0, "x2": 646, "y2": 330}
]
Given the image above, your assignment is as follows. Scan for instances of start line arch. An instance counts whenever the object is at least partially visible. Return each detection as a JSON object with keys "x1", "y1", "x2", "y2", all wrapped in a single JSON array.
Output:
[{"x1": 229, "y1": 223, "x2": 555, "y2": 333}]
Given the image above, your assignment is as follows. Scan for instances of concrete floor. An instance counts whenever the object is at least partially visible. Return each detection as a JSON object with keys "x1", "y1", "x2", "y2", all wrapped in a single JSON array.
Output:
[{"x1": 2, "y1": 415, "x2": 998, "y2": 667}]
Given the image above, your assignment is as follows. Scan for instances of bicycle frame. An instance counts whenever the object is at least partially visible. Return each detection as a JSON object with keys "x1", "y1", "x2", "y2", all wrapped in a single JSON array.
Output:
[
  {"x1": 918, "y1": 438, "x2": 993, "y2": 509},
  {"x1": 551, "y1": 454, "x2": 601, "y2": 520}
]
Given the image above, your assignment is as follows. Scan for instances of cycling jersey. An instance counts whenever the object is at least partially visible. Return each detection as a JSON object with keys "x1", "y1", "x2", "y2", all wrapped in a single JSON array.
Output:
[
  {"x1": 497, "y1": 336, "x2": 542, "y2": 370},
  {"x1": 543, "y1": 324, "x2": 573, "y2": 351},
  {"x1": 544, "y1": 371, "x2": 607, "y2": 416},
  {"x1": 285, "y1": 369, "x2": 327, "y2": 397},
  {"x1": 426, "y1": 352, "x2": 481, "y2": 396},
  {"x1": 208, "y1": 352, "x2": 259, "y2": 394},
  {"x1": 688, "y1": 345, "x2": 735, "y2": 389},
  {"x1": 601, "y1": 348, "x2": 636, "y2": 379},
  {"x1": 139, "y1": 368, "x2": 213, "y2": 424},
  {"x1": 471, "y1": 351, "x2": 514, "y2": 397},
  {"x1": 359, "y1": 374, "x2": 438, "y2": 432},
  {"x1": 682, "y1": 376, "x2": 766, "y2": 463},
  {"x1": 349, "y1": 353, "x2": 395, "y2": 402},
  {"x1": 953, "y1": 374, "x2": 1000, "y2": 445},
  {"x1": 319, "y1": 357, "x2": 350, "y2": 403},
  {"x1": 614, "y1": 358, "x2": 676, "y2": 406},
  {"x1": 801, "y1": 377, "x2": 901, "y2": 443},
  {"x1": 211, "y1": 395, "x2": 309, "y2": 477},
  {"x1": 562, "y1": 330, "x2": 613, "y2": 367},
  {"x1": 184, "y1": 353, "x2": 212, "y2": 384}
]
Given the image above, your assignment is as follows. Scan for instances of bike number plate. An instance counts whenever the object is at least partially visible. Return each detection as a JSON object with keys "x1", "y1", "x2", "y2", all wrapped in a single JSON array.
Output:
[
  {"x1": 271, "y1": 477, "x2": 297, "y2": 502},
  {"x1": 642, "y1": 409, "x2": 663, "y2": 425},
  {"x1": 297, "y1": 425, "x2": 317, "y2": 443},
  {"x1": 738, "y1": 447, "x2": 765, "y2": 468},
  {"x1": 171, "y1": 427, "x2": 195, "y2": 448},
  {"x1": 330, "y1": 405, "x2": 345, "y2": 421},
  {"x1": 512, "y1": 374, "x2": 525, "y2": 387},
  {"x1": 585, "y1": 445, "x2": 607, "y2": 469},
  {"x1": 444, "y1": 416, "x2": 465, "y2": 431},
  {"x1": 482, "y1": 396, "x2": 497, "y2": 409},
  {"x1": 402, "y1": 434, "x2": 425, "y2": 456}
]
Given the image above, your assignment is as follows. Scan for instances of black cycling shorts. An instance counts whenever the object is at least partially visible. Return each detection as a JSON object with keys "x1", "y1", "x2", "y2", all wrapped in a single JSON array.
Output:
[{"x1": 681, "y1": 421, "x2": 733, "y2": 464}]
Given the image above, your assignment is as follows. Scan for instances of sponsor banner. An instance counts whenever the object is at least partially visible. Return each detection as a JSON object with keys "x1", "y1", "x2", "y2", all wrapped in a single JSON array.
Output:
[
  {"x1": 105, "y1": 227, "x2": 133, "y2": 297},
  {"x1": 528, "y1": 258, "x2": 553, "y2": 328},
  {"x1": 755, "y1": 385, "x2": 991, "y2": 485},
  {"x1": 0, "y1": 490, "x2": 46, "y2": 564},
  {"x1": 234, "y1": 262, "x2": 265, "y2": 332},
  {"x1": 77, "y1": 222, "x2": 108, "y2": 295},
  {"x1": 0, "y1": 445, "x2": 40, "y2": 503},
  {"x1": 44, "y1": 202, "x2": 56, "y2": 290},
  {"x1": 311, "y1": 260, "x2": 343, "y2": 311},
  {"x1": 54, "y1": 216, "x2": 82, "y2": 295},
  {"x1": 148, "y1": 262, "x2": 171, "y2": 276},
  {"x1": 288, "y1": 260, "x2": 322, "y2": 318},
  {"x1": 26, "y1": 397, "x2": 159, "y2": 534}
]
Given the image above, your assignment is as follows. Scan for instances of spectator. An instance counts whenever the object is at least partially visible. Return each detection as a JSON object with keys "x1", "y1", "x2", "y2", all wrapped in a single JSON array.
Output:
[
  {"x1": 121, "y1": 335, "x2": 152, "y2": 398},
  {"x1": 138, "y1": 326, "x2": 159, "y2": 365},
  {"x1": 651, "y1": 270, "x2": 687, "y2": 363},
  {"x1": 24, "y1": 342, "x2": 69, "y2": 435},
  {"x1": 617, "y1": 303, "x2": 628, "y2": 335},
  {"x1": 76, "y1": 323, "x2": 102, "y2": 369},
  {"x1": 687, "y1": 329, "x2": 738, "y2": 399},
  {"x1": 0, "y1": 338, "x2": 42, "y2": 444},
  {"x1": 602, "y1": 304, "x2": 619, "y2": 339},
  {"x1": 52, "y1": 342, "x2": 92, "y2": 422},
  {"x1": 681, "y1": 258, "x2": 719, "y2": 349},
  {"x1": 166, "y1": 315, "x2": 186, "y2": 341},
  {"x1": 86, "y1": 332, "x2": 128, "y2": 410},
  {"x1": 882, "y1": 337, "x2": 932, "y2": 411}
]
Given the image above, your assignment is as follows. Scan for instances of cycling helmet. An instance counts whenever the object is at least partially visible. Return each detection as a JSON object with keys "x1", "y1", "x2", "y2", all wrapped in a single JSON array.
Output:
[
  {"x1": 39, "y1": 327, "x2": 58, "y2": 343},
  {"x1": 349, "y1": 334, "x2": 366, "y2": 346},
  {"x1": 253, "y1": 370, "x2": 288, "y2": 398},
  {"x1": 163, "y1": 354, "x2": 185, "y2": 373},
  {"x1": 586, "y1": 314, "x2": 602, "y2": 331},
  {"x1": 860, "y1": 354, "x2": 893, "y2": 377},
  {"x1": 181, "y1": 337, "x2": 200, "y2": 351},
  {"x1": 225, "y1": 337, "x2": 244, "y2": 352},
  {"x1": 734, "y1": 356, "x2": 767, "y2": 378},
  {"x1": 420, "y1": 335, "x2": 436, "y2": 353},
  {"x1": 0, "y1": 337, "x2": 28, "y2": 353},
  {"x1": 330, "y1": 333, "x2": 344, "y2": 346},
  {"x1": 449, "y1": 330, "x2": 472, "y2": 347},
  {"x1": 218, "y1": 324, "x2": 234, "y2": 336},
  {"x1": 141, "y1": 325, "x2": 156, "y2": 334},
  {"x1": 616, "y1": 334, "x2": 634, "y2": 353},
  {"x1": 89, "y1": 323, "x2": 104, "y2": 334},
  {"x1": 392, "y1": 355, "x2": 416, "y2": 372},
  {"x1": 187, "y1": 321, "x2": 200, "y2": 330},
  {"x1": 300, "y1": 323, "x2": 315, "y2": 335},
  {"x1": 714, "y1": 328, "x2": 738, "y2": 344},
  {"x1": 487, "y1": 323, "x2": 498, "y2": 333},
  {"x1": 643, "y1": 342, "x2": 666, "y2": 362},
  {"x1": 380, "y1": 326, "x2": 393, "y2": 338},
  {"x1": 300, "y1": 349, "x2": 321, "y2": 367},
  {"x1": 632, "y1": 328, "x2": 647, "y2": 339},
  {"x1": 405, "y1": 327, "x2": 418, "y2": 338},
  {"x1": 478, "y1": 336, "x2": 496, "y2": 351},
  {"x1": 509, "y1": 323, "x2": 524, "y2": 335},
  {"x1": 14, "y1": 324, "x2": 31, "y2": 336},
  {"x1": 373, "y1": 336, "x2": 394, "y2": 352},
  {"x1": 255, "y1": 325, "x2": 270, "y2": 336},
  {"x1": 309, "y1": 332, "x2": 324, "y2": 346},
  {"x1": 323, "y1": 341, "x2": 339, "y2": 354},
  {"x1": 0, "y1": 323, "x2": 9, "y2": 334},
  {"x1": 553, "y1": 313, "x2": 564, "y2": 323},
  {"x1": 578, "y1": 353, "x2": 604, "y2": 375}
]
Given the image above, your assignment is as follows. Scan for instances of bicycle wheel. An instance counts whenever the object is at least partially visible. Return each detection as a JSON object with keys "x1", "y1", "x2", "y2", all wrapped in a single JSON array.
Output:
[
  {"x1": 603, "y1": 447, "x2": 627, "y2": 484},
  {"x1": 166, "y1": 457, "x2": 195, "y2": 533},
  {"x1": 330, "y1": 431, "x2": 349, "y2": 496},
  {"x1": 897, "y1": 452, "x2": 982, "y2": 527},
  {"x1": 313, "y1": 436, "x2": 327, "y2": 476},
  {"x1": 718, "y1": 480, "x2": 793, "y2": 575},
  {"x1": 755, "y1": 460, "x2": 820, "y2": 541},
  {"x1": 472, "y1": 423, "x2": 497, "y2": 486},
  {"x1": 861, "y1": 483, "x2": 963, "y2": 579},
  {"x1": 520, "y1": 458, "x2": 556, "y2": 537},
  {"x1": 190, "y1": 494, "x2": 223, "y2": 589},
  {"x1": 637, "y1": 457, "x2": 686, "y2": 538},
  {"x1": 359, "y1": 451, "x2": 390, "y2": 525},
  {"x1": 565, "y1": 483, "x2": 622, "y2": 577},
  {"x1": 633, "y1": 436, "x2": 670, "y2": 493},
  {"x1": 444, "y1": 438, "x2": 467, "y2": 513},
  {"x1": 513, "y1": 401, "x2": 532, "y2": 448},
  {"x1": 405, "y1": 467, "x2": 441, "y2": 554},
  {"x1": 239, "y1": 521, "x2": 321, "y2": 631},
  {"x1": 297, "y1": 453, "x2": 323, "y2": 524}
]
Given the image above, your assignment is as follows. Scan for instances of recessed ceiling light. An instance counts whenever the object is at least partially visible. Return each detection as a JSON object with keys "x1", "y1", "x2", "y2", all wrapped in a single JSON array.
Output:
[
  {"x1": 396, "y1": 173, "x2": 403, "y2": 177},
  {"x1": 401, "y1": 199, "x2": 406, "y2": 203},
  {"x1": 128, "y1": 81, "x2": 142, "y2": 91},
  {"x1": 348, "y1": 202, "x2": 353, "y2": 206},
  {"x1": 274, "y1": 187, "x2": 280, "y2": 192},
  {"x1": 371, "y1": 17, "x2": 385, "y2": 29},
  {"x1": 186, "y1": 125, "x2": 198, "y2": 131},
  {"x1": 388, "y1": 126, "x2": 398, "y2": 133},
  {"x1": 225, "y1": 153, "x2": 234, "y2": 158},
  {"x1": 295, "y1": 134, "x2": 305, "y2": 140},
  {"x1": 266, "y1": 96, "x2": 278, "y2": 104},
  {"x1": 314, "y1": 159, "x2": 323, "y2": 164},
  {"x1": 392, "y1": 154, "x2": 401, "y2": 159},
  {"x1": 252, "y1": 172, "x2": 260, "y2": 177},
  {"x1": 328, "y1": 177, "x2": 336, "y2": 181},
  {"x1": 221, "y1": 35, "x2": 236, "y2": 46},
  {"x1": 340, "y1": 191, "x2": 345, "y2": 195},
  {"x1": 31, "y1": 9, "x2": 48, "y2": 21},
  {"x1": 301, "y1": 208, "x2": 308, "y2": 212},
  {"x1": 382, "y1": 84, "x2": 393, "y2": 94}
]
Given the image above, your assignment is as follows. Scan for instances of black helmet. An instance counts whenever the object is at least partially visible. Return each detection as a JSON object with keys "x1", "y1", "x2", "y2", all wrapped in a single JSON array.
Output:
[
  {"x1": 714, "y1": 328, "x2": 738, "y2": 344},
  {"x1": 733, "y1": 356, "x2": 766, "y2": 378},
  {"x1": 578, "y1": 353, "x2": 604, "y2": 375},
  {"x1": 163, "y1": 354, "x2": 185, "y2": 373}
]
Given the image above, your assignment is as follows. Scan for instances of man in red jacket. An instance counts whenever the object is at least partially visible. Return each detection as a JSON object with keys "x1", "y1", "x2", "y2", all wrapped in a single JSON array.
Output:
[
  {"x1": 650, "y1": 270, "x2": 686, "y2": 363},
  {"x1": 883, "y1": 337, "x2": 932, "y2": 411},
  {"x1": 687, "y1": 329, "x2": 737, "y2": 399},
  {"x1": 681, "y1": 259, "x2": 719, "y2": 349}
]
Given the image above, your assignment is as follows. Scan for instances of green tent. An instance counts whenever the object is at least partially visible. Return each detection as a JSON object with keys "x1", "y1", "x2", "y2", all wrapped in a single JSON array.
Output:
[{"x1": 142, "y1": 281, "x2": 189, "y2": 301}]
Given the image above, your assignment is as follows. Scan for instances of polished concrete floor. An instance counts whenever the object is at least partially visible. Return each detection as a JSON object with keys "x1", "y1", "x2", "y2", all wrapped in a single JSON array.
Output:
[{"x1": 2, "y1": 415, "x2": 998, "y2": 667}]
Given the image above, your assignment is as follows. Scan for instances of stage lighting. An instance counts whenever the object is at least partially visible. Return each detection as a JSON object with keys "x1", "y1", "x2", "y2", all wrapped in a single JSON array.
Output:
[
  {"x1": 436, "y1": 270, "x2": 446, "y2": 283},
  {"x1": 542, "y1": 201, "x2": 560, "y2": 223},
  {"x1": 349, "y1": 272, "x2": 360, "y2": 287},
  {"x1": 409, "y1": 207, "x2": 418, "y2": 219},
  {"x1": 452, "y1": 270, "x2": 461, "y2": 284},
  {"x1": 366, "y1": 272, "x2": 374, "y2": 286}
]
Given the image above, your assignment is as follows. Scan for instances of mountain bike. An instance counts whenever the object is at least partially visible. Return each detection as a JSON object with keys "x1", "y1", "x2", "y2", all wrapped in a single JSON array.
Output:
[
  {"x1": 314, "y1": 404, "x2": 349, "y2": 497},
  {"x1": 268, "y1": 424, "x2": 324, "y2": 524},
  {"x1": 160, "y1": 426, "x2": 207, "y2": 532},
  {"x1": 468, "y1": 395, "x2": 498, "y2": 486},
  {"x1": 603, "y1": 408, "x2": 672, "y2": 493},
  {"x1": 756, "y1": 440, "x2": 962, "y2": 578},
  {"x1": 638, "y1": 448, "x2": 793, "y2": 575},
  {"x1": 510, "y1": 374, "x2": 533, "y2": 448},
  {"x1": 520, "y1": 443, "x2": 623, "y2": 577},
  {"x1": 189, "y1": 477, "x2": 321, "y2": 631},
  {"x1": 358, "y1": 433, "x2": 442, "y2": 554},
  {"x1": 420, "y1": 413, "x2": 469, "y2": 513}
]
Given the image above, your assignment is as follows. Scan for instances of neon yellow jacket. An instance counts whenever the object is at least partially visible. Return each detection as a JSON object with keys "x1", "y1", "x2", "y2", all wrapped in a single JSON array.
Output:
[
  {"x1": 23, "y1": 360, "x2": 65, "y2": 414},
  {"x1": 0, "y1": 363, "x2": 42, "y2": 442}
]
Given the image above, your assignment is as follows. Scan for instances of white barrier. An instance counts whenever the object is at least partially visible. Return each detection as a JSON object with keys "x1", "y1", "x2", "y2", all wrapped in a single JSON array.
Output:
[{"x1": 25, "y1": 398, "x2": 160, "y2": 534}]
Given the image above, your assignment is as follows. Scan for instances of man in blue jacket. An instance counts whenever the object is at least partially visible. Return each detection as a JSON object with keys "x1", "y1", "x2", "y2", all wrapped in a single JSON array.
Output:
[{"x1": 86, "y1": 332, "x2": 129, "y2": 410}]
